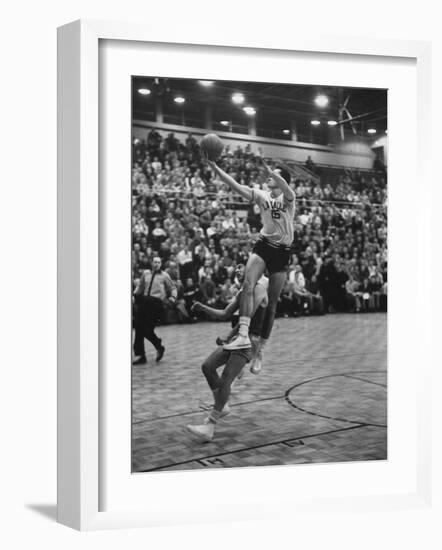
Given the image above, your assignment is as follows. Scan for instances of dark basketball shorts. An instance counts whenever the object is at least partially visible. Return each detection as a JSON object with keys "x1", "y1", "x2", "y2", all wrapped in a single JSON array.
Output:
[{"x1": 253, "y1": 237, "x2": 291, "y2": 274}]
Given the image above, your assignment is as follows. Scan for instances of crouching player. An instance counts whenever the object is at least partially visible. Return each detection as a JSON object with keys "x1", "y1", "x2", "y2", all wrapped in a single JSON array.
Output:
[{"x1": 186, "y1": 264, "x2": 268, "y2": 442}]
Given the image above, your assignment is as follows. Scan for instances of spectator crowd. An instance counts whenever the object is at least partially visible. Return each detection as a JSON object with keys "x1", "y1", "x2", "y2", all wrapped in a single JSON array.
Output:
[{"x1": 132, "y1": 128, "x2": 388, "y2": 324}]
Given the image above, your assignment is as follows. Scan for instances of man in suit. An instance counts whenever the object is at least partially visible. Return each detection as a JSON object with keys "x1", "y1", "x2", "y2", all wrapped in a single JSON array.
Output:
[{"x1": 133, "y1": 256, "x2": 177, "y2": 365}]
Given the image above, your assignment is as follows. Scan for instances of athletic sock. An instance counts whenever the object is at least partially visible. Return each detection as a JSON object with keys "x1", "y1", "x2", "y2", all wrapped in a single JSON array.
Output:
[
  {"x1": 207, "y1": 409, "x2": 221, "y2": 424},
  {"x1": 259, "y1": 337, "x2": 268, "y2": 353},
  {"x1": 211, "y1": 388, "x2": 219, "y2": 403},
  {"x1": 238, "y1": 316, "x2": 251, "y2": 337}
]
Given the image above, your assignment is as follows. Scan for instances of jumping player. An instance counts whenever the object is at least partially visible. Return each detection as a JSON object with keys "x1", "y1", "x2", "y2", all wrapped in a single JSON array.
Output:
[
  {"x1": 207, "y1": 156, "x2": 295, "y2": 374},
  {"x1": 186, "y1": 265, "x2": 268, "y2": 442}
]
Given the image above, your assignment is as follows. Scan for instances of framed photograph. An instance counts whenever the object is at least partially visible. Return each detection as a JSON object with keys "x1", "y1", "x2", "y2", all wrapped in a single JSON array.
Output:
[{"x1": 57, "y1": 19, "x2": 432, "y2": 530}]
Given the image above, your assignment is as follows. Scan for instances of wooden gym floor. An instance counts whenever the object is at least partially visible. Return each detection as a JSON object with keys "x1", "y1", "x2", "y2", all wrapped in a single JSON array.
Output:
[{"x1": 132, "y1": 313, "x2": 387, "y2": 472}]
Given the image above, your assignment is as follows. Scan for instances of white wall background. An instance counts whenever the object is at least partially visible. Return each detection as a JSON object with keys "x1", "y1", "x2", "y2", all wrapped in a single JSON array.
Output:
[{"x1": 0, "y1": 1, "x2": 440, "y2": 548}]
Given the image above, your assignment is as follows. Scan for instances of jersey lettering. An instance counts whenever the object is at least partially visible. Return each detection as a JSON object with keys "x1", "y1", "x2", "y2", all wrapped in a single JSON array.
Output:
[{"x1": 254, "y1": 189, "x2": 295, "y2": 246}]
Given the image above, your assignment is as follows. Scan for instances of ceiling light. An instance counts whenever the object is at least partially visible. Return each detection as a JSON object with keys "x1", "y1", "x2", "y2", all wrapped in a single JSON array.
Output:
[
  {"x1": 327, "y1": 120, "x2": 337, "y2": 126},
  {"x1": 199, "y1": 80, "x2": 214, "y2": 87},
  {"x1": 220, "y1": 120, "x2": 229, "y2": 126},
  {"x1": 232, "y1": 93, "x2": 245, "y2": 105},
  {"x1": 282, "y1": 129, "x2": 290, "y2": 135},
  {"x1": 138, "y1": 88, "x2": 151, "y2": 95},
  {"x1": 311, "y1": 120, "x2": 321, "y2": 126},
  {"x1": 243, "y1": 106, "x2": 256, "y2": 116},
  {"x1": 367, "y1": 128, "x2": 377, "y2": 134},
  {"x1": 315, "y1": 94, "x2": 329, "y2": 107},
  {"x1": 174, "y1": 96, "x2": 185, "y2": 104}
]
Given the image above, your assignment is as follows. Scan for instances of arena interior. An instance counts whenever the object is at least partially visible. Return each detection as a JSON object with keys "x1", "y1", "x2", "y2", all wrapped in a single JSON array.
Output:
[{"x1": 131, "y1": 77, "x2": 388, "y2": 472}]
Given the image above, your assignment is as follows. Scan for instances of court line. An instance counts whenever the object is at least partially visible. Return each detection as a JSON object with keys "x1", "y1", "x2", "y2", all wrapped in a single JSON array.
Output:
[
  {"x1": 132, "y1": 362, "x2": 387, "y2": 425},
  {"x1": 285, "y1": 370, "x2": 386, "y2": 392},
  {"x1": 257, "y1": 350, "x2": 387, "y2": 367},
  {"x1": 138, "y1": 423, "x2": 371, "y2": 472},
  {"x1": 132, "y1": 350, "x2": 387, "y2": 378},
  {"x1": 285, "y1": 370, "x2": 387, "y2": 428},
  {"x1": 132, "y1": 395, "x2": 284, "y2": 425},
  {"x1": 341, "y1": 374, "x2": 387, "y2": 388}
]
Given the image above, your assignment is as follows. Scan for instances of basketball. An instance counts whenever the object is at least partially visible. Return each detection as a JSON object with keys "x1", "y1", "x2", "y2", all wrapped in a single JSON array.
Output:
[{"x1": 200, "y1": 133, "x2": 224, "y2": 161}]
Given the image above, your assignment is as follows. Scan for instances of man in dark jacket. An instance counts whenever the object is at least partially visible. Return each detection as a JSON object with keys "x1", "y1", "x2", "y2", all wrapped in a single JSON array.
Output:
[{"x1": 133, "y1": 256, "x2": 177, "y2": 365}]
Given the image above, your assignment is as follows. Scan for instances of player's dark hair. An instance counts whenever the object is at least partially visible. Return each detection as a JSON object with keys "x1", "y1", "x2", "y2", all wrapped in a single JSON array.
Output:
[{"x1": 277, "y1": 166, "x2": 291, "y2": 184}]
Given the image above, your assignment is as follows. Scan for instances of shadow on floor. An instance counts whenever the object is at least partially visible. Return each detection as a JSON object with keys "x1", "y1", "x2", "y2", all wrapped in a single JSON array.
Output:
[{"x1": 26, "y1": 504, "x2": 57, "y2": 522}]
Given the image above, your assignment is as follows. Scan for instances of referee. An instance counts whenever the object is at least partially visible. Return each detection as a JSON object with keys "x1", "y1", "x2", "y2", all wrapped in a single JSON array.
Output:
[{"x1": 133, "y1": 256, "x2": 177, "y2": 365}]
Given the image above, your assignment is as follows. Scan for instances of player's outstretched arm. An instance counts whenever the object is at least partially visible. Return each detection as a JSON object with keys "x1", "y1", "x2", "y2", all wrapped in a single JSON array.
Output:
[
  {"x1": 192, "y1": 292, "x2": 241, "y2": 321},
  {"x1": 261, "y1": 159, "x2": 295, "y2": 202},
  {"x1": 208, "y1": 161, "x2": 253, "y2": 202}
]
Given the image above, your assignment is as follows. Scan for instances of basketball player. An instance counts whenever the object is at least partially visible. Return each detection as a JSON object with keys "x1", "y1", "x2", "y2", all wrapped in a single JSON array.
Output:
[
  {"x1": 207, "y1": 157, "x2": 295, "y2": 374},
  {"x1": 186, "y1": 264, "x2": 268, "y2": 442}
]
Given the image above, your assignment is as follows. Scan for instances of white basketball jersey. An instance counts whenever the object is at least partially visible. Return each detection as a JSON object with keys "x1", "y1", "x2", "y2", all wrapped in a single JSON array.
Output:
[{"x1": 252, "y1": 188, "x2": 295, "y2": 246}]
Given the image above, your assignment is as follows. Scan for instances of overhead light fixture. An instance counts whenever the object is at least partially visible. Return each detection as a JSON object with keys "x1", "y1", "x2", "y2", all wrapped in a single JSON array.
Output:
[
  {"x1": 282, "y1": 129, "x2": 290, "y2": 135},
  {"x1": 327, "y1": 120, "x2": 337, "y2": 126},
  {"x1": 385, "y1": 129, "x2": 388, "y2": 134},
  {"x1": 174, "y1": 96, "x2": 185, "y2": 104},
  {"x1": 367, "y1": 128, "x2": 377, "y2": 134},
  {"x1": 243, "y1": 106, "x2": 256, "y2": 116},
  {"x1": 220, "y1": 120, "x2": 229, "y2": 126},
  {"x1": 138, "y1": 88, "x2": 151, "y2": 95},
  {"x1": 232, "y1": 93, "x2": 245, "y2": 105},
  {"x1": 311, "y1": 120, "x2": 321, "y2": 126},
  {"x1": 315, "y1": 94, "x2": 329, "y2": 107},
  {"x1": 199, "y1": 80, "x2": 214, "y2": 87}
]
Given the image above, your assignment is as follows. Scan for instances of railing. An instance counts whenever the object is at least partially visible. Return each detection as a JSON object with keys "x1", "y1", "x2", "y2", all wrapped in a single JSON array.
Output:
[
  {"x1": 280, "y1": 159, "x2": 321, "y2": 184},
  {"x1": 134, "y1": 188, "x2": 386, "y2": 212}
]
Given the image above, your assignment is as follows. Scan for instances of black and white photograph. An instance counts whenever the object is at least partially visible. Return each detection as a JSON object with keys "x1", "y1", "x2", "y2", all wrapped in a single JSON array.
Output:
[{"x1": 130, "y1": 76, "x2": 388, "y2": 473}]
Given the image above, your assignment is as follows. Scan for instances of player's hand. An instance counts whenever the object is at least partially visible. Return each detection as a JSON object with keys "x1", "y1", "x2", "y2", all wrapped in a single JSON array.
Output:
[
  {"x1": 216, "y1": 336, "x2": 227, "y2": 346},
  {"x1": 191, "y1": 301, "x2": 202, "y2": 313},
  {"x1": 261, "y1": 158, "x2": 272, "y2": 174},
  {"x1": 168, "y1": 296, "x2": 176, "y2": 306}
]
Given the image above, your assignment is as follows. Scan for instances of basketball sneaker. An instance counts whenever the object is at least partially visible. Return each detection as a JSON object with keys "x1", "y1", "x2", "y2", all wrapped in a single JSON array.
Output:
[
  {"x1": 210, "y1": 390, "x2": 231, "y2": 418},
  {"x1": 250, "y1": 351, "x2": 262, "y2": 375},
  {"x1": 186, "y1": 422, "x2": 215, "y2": 442},
  {"x1": 220, "y1": 403, "x2": 231, "y2": 418},
  {"x1": 204, "y1": 405, "x2": 230, "y2": 423},
  {"x1": 223, "y1": 334, "x2": 251, "y2": 350}
]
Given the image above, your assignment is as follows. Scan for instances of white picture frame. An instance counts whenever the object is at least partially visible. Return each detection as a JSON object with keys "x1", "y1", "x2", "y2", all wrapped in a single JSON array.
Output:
[{"x1": 57, "y1": 19, "x2": 433, "y2": 531}]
